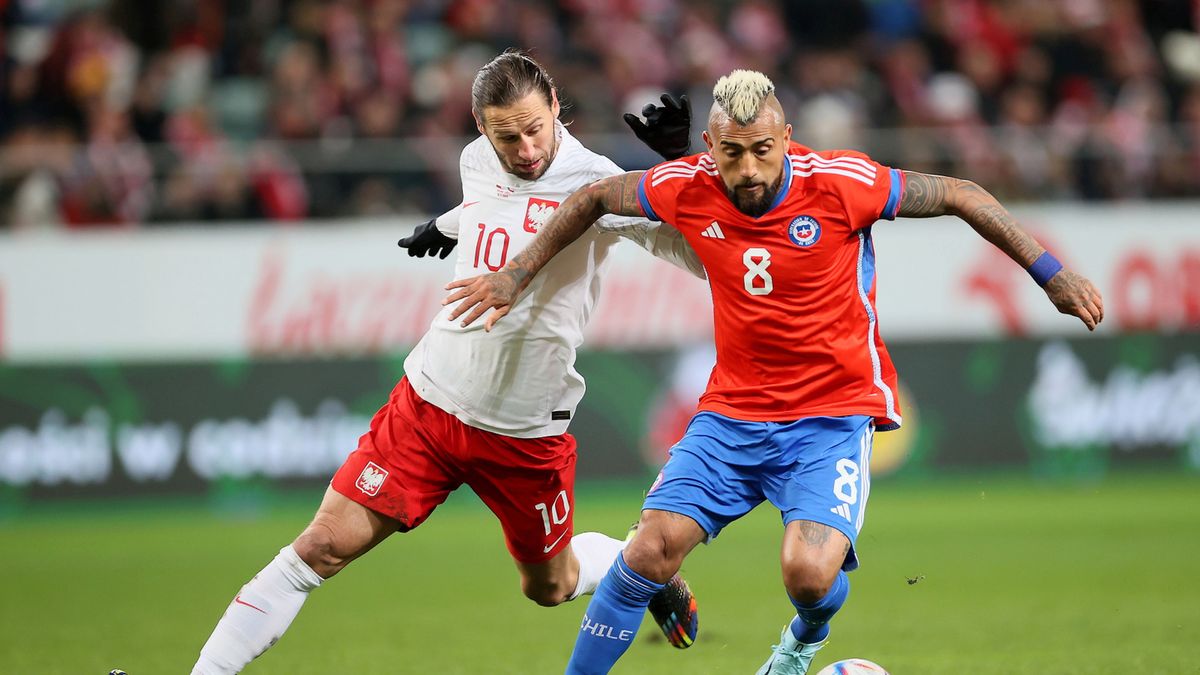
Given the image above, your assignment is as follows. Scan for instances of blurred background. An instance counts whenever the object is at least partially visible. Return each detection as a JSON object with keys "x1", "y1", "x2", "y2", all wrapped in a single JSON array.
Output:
[
  {"x1": 3, "y1": 0, "x2": 1200, "y2": 228},
  {"x1": 1, "y1": 1, "x2": 1198, "y2": 673}
]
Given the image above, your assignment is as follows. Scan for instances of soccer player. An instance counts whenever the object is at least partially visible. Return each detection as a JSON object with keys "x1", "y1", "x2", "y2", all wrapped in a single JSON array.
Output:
[
  {"x1": 444, "y1": 70, "x2": 1104, "y2": 675},
  {"x1": 190, "y1": 52, "x2": 701, "y2": 674}
]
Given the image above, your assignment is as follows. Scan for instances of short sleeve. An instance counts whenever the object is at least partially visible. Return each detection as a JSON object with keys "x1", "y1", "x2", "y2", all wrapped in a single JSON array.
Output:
[
  {"x1": 821, "y1": 149, "x2": 904, "y2": 229},
  {"x1": 636, "y1": 162, "x2": 689, "y2": 225},
  {"x1": 598, "y1": 216, "x2": 706, "y2": 280},
  {"x1": 434, "y1": 204, "x2": 462, "y2": 238}
]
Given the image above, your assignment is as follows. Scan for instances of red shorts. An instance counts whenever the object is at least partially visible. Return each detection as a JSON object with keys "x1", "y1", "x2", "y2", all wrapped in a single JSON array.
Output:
[{"x1": 331, "y1": 377, "x2": 578, "y2": 564}]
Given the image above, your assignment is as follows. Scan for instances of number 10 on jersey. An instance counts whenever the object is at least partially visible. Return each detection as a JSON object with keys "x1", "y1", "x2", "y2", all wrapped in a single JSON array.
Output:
[{"x1": 474, "y1": 223, "x2": 510, "y2": 271}]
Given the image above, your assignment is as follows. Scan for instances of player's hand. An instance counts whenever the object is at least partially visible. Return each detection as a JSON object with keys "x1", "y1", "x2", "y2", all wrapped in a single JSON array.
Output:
[
  {"x1": 398, "y1": 219, "x2": 457, "y2": 259},
  {"x1": 1043, "y1": 269, "x2": 1104, "y2": 331},
  {"x1": 443, "y1": 270, "x2": 520, "y2": 331},
  {"x1": 623, "y1": 93, "x2": 692, "y2": 161}
]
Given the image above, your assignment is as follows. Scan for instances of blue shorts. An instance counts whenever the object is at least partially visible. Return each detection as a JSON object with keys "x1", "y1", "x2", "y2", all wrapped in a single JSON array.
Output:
[{"x1": 642, "y1": 412, "x2": 875, "y2": 571}]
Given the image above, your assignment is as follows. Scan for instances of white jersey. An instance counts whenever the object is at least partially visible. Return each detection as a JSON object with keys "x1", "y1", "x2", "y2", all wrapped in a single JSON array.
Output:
[{"x1": 404, "y1": 123, "x2": 703, "y2": 438}]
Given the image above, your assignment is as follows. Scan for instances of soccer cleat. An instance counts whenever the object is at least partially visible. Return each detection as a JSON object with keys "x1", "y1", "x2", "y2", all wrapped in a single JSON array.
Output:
[
  {"x1": 647, "y1": 573, "x2": 699, "y2": 649},
  {"x1": 627, "y1": 522, "x2": 699, "y2": 649},
  {"x1": 755, "y1": 625, "x2": 828, "y2": 675}
]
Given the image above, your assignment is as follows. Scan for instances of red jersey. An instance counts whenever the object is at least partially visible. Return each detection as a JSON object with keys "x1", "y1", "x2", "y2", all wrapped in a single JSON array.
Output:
[{"x1": 636, "y1": 142, "x2": 905, "y2": 430}]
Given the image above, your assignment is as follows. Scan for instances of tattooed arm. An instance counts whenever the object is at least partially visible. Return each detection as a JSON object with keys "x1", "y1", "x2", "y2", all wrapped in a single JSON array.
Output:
[
  {"x1": 899, "y1": 171, "x2": 1105, "y2": 330},
  {"x1": 443, "y1": 171, "x2": 646, "y2": 330}
]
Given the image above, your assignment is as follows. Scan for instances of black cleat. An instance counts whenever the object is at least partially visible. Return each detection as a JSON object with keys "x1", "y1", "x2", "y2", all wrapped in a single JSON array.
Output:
[{"x1": 648, "y1": 573, "x2": 699, "y2": 648}]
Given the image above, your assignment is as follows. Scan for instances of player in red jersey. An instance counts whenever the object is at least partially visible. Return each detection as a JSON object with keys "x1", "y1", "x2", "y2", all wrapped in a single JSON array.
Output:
[{"x1": 446, "y1": 70, "x2": 1103, "y2": 674}]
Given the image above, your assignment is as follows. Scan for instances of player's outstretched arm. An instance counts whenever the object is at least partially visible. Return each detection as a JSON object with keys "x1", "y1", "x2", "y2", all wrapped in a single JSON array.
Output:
[
  {"x1": 444, "y1": 171, "x2": 647, "y2": 330},
  {"x1": 898, "y1": 171, "x2": 1105, "y2": 331}
]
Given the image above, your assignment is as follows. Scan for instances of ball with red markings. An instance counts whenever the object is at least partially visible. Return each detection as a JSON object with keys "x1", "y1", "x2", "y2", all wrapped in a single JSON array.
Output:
[{"x1": 815, "y1": 658, "x2": 889, "y2": 675}]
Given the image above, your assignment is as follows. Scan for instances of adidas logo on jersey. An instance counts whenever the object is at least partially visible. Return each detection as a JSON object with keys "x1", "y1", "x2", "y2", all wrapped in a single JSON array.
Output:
[{"x1": 701, "y1": 221, "x2": 725, "y2": 239}]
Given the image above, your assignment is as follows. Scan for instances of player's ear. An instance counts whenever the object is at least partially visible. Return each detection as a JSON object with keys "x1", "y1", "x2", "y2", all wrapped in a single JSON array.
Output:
[
  {"x1": 473, "y1": 112, "x2": 486, "y2": 137},
  {"x1": 550, "y1": 88, "x2": 560, "y2": 118},
  {"x1": 783, "y1": 123, "x2": 793, "y2": 141},
  {"x1": 702, "y1": 130, "x2": 714, "y2": 153}
]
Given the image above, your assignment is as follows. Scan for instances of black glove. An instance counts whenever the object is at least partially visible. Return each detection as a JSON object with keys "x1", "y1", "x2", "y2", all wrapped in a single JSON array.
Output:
[
  {"x1": 623, "y1": 93, "x2": 692, "y2": 161},
  {"x1": 398, "y1": 218, "x2": 457, "y2": 259}
]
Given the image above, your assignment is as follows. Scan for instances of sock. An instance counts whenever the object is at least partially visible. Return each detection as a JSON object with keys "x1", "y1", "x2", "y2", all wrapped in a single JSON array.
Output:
[
  {"x1": 568, "y1": 532, "x2": 625, "y2": 600},
  {"x1": 788, "y1": 570, "x2": 850, "y2": 645},
  {"x1": 565, "y1": 553, "x2": 663, "y2": 675},
  {"x1": 191, "y1": 545, "x2": 324, "y2": 674}
]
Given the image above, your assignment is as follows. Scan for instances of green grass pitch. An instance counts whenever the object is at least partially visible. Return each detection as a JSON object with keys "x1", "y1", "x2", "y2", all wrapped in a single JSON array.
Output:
[{"x1": 2, "y1": 472, "x2": 1197, "y2": 674}]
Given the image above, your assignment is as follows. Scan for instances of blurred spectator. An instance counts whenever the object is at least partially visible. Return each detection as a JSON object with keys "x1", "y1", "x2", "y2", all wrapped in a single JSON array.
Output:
[
  {"x1": 2, "y1": 0, "x2": 1200, "y2": 228},
  {"x1": 59, "y1": 104, "x2": 153, "y2": 226},
  {"x1": 996, "y1": 82, "x2": 1065, "y2": 199}
]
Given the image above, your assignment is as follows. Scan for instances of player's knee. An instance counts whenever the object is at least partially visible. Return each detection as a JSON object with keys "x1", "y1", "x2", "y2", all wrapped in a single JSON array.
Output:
[
  {"x1": 782, "y1": 558, "x2": 837, "y2": 604},
  {"x1": 519, "y1": 574, "x2": 573, "y2": 607},
  {"x1": 292, "y1": 521, "x2": 352, "y2": 578},
  {"x1": 622, "y1": 532, "x2": 682, "y2": 584}
]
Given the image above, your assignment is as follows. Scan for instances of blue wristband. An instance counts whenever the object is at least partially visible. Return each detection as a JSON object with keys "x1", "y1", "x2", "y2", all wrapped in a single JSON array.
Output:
[{"x1": 1027, "y1": 251, "x2": 1063, "y2": 287}]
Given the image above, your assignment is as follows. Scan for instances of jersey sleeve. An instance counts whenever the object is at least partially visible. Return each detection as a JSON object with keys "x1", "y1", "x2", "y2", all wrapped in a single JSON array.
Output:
[
  {"x1": 598, "y1": 215, "x2": 706, "y2": 280},
  {"x1": 581, "y1": 153, "x2": 674, "y2": 226},
  {"x1": 636, "y1": 161, "x2": 689, "y2": 225},
  {"x1": 587, "y1": 153, "x2": 704, "y2": 279},
  {"x1": 822, "y1": 149, "x2": 905, "y2": 229},
  {"x1": 434, "y1": 204, "x2": 462, "y2": 239},
  {"x1": 437, "y1": 141, "x2": 479, "y2": 238}
]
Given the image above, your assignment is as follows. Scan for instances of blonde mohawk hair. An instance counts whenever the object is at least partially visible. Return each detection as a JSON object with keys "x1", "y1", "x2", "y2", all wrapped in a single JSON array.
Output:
[{"x1": 712, "y1": 70, "x2": 775, "y2": 126}]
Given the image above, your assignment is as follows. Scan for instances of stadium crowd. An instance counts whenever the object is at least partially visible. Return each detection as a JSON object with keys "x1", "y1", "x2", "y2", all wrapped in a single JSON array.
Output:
[{"x1": 2, "y1": 0, "x2": 1199, "y2": 228}]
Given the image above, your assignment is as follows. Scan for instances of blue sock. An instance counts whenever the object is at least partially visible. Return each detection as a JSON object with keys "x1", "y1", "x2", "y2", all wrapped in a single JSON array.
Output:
[
  {"x1": 788, "y1": 571, "x2": 850, "y2": 644},
  {"x1": 565, "y1": 552, "x2": 664, "y2": 675}
]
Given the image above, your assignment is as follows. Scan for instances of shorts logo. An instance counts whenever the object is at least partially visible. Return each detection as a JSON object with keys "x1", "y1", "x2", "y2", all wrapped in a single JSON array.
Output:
[
  {"x1": 830, "y1": 503, "x2": 852, "y2": 521},
  {"x1": 524, "y1": 198, "x2": 559, "y2": 233},
  {"x1": 647, "y1": 470, "x2": 665, "y2": 496},
  {"x1": 355, "y1": 462, "x2": 388, "y2": 496},
  {"x1": 787, "y1": 215, "x2": 821, "y2": 247}
]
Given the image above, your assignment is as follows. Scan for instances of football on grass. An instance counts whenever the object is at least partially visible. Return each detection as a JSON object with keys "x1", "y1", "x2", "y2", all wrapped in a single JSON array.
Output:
[{"x1": 815, "y1": 658, "x2": 889, "y2": 675}]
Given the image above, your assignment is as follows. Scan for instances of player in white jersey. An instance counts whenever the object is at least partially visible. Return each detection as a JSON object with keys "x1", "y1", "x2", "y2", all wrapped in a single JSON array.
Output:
[
  {"x1": 401, "y1": 117, "x2": 700, "y2": 438},
  {"x1": 190, "y1": 52, "x2": 702, "y2": 673}
]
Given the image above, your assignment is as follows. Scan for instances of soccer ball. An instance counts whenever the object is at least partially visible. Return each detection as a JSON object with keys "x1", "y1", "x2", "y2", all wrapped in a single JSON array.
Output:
[{"x1": 815, "y1": 658, "x2": 889, "y2": 675}]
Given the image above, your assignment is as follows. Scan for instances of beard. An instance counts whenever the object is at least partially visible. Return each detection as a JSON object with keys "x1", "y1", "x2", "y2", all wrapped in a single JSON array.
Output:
[
  {"x1": 495, "y1": 133, "x2": 559, "y2": 181},
  {"x1": 728, "y1": 172, "x2": 784, "y2": 217},
  {"x1": 503, "y1": 154, "x2": 548, "y2": 180}
]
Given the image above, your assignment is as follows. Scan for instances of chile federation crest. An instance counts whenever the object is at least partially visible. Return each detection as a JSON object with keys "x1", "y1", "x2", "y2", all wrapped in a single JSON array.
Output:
[{"x1": 787, "y1": 215, "x2": 821, "y2": 247}]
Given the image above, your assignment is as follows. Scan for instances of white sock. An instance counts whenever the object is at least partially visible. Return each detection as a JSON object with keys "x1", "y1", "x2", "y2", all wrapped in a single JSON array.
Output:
[
  {"x1": 568, "y1": 532, "x2": 625, "y2": 600},
  {"x1": 191, "y1": 545, "x2": 324, "y2": 674}
]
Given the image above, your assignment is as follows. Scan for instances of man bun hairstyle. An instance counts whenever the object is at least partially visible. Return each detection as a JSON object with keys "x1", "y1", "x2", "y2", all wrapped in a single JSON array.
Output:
[
  {"x1": 712, "y1": 70, "x2": 775, "y2": 126},
  {"x1": 471, "y1": 49, "x2": 556, "y2": 118}
]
